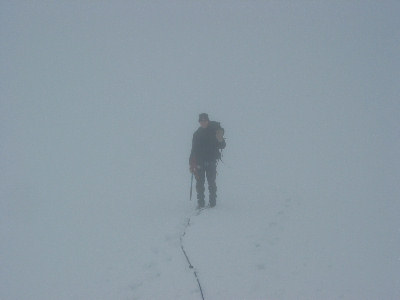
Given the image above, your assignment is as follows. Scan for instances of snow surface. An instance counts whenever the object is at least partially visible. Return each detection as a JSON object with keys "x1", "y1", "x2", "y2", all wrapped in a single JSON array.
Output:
[{"x1": 1, "y1": 1, "x2": 400, "y2": 299}]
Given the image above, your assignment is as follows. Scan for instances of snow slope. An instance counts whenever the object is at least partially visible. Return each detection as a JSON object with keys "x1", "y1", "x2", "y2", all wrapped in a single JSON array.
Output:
[{"x1": 1, "y1": 1, "x2": 400, "y2": 299}]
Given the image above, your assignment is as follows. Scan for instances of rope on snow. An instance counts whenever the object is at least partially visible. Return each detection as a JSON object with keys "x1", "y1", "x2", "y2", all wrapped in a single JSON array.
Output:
[{"x1": 180, "y1": 209, "x2": 207, "y2": 300}]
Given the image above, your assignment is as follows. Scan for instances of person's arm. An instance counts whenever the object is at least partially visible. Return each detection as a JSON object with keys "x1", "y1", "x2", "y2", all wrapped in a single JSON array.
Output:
[
  {"x1": 216, "y1": 129, "x2": 226, "y2": 149},
  {"x1": 189, "y1": 132, "x2": 197, "y2": 172}
]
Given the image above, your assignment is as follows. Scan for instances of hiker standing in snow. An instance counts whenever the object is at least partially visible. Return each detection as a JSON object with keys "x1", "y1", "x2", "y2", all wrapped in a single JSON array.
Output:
[{"x1": 189, "y1": 113, "x2": 226, "y2": 208}]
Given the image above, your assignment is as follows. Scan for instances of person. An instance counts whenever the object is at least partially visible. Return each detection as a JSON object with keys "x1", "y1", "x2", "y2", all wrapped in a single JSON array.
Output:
[{"x1": 189, "y1": 113, "x2": 226, "y2": 208}]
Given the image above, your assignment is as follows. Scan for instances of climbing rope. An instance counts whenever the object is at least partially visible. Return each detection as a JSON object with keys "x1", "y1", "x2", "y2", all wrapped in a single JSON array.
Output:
[{"x1": 180, "y1": 209, "x2": 207, "y2": 300}]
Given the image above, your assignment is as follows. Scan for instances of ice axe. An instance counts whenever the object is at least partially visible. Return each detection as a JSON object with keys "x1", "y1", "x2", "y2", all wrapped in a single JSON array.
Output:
[{"x1": 190, "y1": 172, "x2": 194, "y2": 201}]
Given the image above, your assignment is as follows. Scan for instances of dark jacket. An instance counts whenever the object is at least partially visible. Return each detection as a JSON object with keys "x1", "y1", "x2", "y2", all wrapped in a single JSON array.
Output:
[{"x1": 190, "y1": 125, "x2": 226, "y2": 165}]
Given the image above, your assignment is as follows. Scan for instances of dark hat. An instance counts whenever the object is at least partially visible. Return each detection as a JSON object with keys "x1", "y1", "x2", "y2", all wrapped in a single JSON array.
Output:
[{"x1": 198, "y1": 113, "x2": 209, "y2": 122}]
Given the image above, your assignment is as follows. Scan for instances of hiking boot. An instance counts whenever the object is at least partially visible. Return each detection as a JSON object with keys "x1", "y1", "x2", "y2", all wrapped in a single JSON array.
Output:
[{"x1": 197, "y1": 199, "x2": 205, "y2": 209}]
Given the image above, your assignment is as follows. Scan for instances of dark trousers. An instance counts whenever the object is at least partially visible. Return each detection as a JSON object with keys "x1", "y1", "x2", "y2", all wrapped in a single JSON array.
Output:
[{"x1": 196, "y1": 161, "x2": 217, "y2": 206}]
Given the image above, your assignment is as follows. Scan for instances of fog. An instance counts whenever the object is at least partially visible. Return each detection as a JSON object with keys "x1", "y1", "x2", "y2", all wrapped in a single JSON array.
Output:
[{"x1": 1, "y1": 1, "x2": 399, "y2": 299}]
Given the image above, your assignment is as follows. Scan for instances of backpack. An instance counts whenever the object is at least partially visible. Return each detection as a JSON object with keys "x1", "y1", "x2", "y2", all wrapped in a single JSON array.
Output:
[
  {"x1": 208, "y1": 121, "x2": 225, "y2": 160},
  {"x1": 208, "y1": 121, "x2": 224, "y2": 136}
]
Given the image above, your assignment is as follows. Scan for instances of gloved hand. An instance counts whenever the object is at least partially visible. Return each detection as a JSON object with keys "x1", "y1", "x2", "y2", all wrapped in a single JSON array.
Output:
[
  {"x1": 189, "y1": 158, "x2": 197, "y2": 174},
  {"x1": 216, "y1": 128, "x2": 224, "y2": 142}
]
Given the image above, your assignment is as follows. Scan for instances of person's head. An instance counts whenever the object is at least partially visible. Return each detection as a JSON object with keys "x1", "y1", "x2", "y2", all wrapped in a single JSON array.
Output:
[{"x1": 198, "y1": 113, "x2": 209, "y2": 128}]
